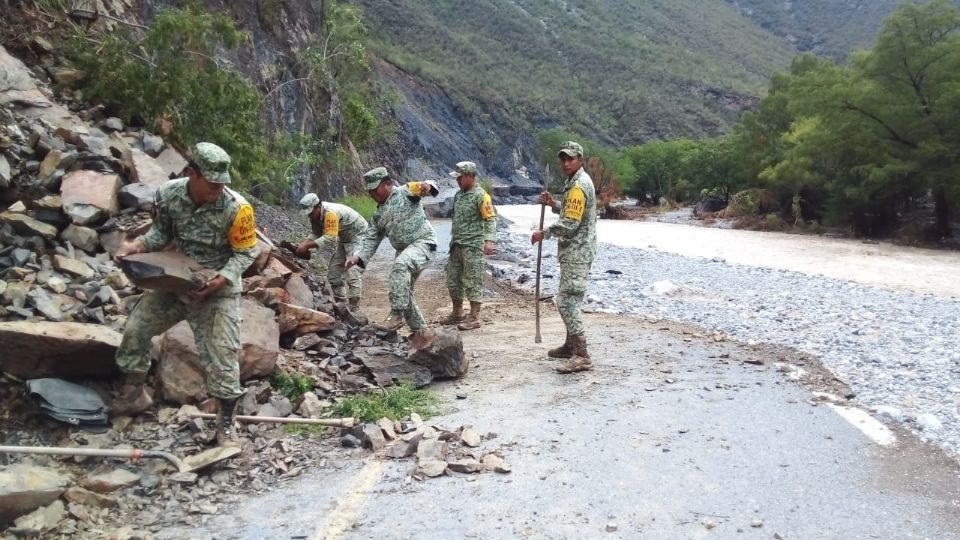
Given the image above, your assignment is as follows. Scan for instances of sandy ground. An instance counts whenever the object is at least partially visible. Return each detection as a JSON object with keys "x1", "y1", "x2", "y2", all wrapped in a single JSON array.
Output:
[{"x1": 499, "y1": 205, "x2": 960, "y2": 298}]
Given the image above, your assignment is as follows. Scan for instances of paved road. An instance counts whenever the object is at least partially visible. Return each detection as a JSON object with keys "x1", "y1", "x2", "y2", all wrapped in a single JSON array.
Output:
[{"x1": 181, "y1": 302, "x2": 960, "y2": 540}]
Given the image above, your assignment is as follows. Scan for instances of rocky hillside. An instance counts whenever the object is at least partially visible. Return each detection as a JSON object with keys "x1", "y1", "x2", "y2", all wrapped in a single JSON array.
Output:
[{"x1": 725, "y1": 0, "x2": 900, "y2": 58}]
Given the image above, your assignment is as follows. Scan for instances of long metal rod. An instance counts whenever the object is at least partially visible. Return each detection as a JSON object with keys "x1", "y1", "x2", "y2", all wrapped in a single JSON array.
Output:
[
  {"x1": 535, "y1": 203, "x2": 546, "y2": 344},
  {"x1": 190, "y1": 414, "x2": 355, "y2": 428},
  {"x1": 0, "y1": 445, "x2": 187, "y2": 472}
]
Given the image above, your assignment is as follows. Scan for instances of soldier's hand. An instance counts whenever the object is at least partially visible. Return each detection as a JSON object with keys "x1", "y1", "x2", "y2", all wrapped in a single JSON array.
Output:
[
  {"x1": 114, "y1": 239, "x2": 146, "y2": 261},
  {"x1": 344, "y1": 255, "x2": 360, "y2": 270},
  {"x1": 537, "y1": 191, "x2": 555, "y2": 208},
  {"x1": 483, "y1": 241, "x2": 496, "y2": 256},
  {"x1": 187, "y1": 275, "x2": 228, "y2": 304},
  {"x1": 531, "y1": 230, "x2": 544, "y2": 245},
  {"x1": 295, "y1": 241, "x2": 312, "y2": 258}
]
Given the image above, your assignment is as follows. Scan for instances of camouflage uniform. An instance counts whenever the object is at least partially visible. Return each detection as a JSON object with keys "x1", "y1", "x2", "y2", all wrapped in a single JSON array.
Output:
[
  {"x1": 357, "y1": 168, "x2": 438, "y2": 330},
  {"x1": 115, "y1": 144, "x2": 256, "y2": 400},
  {"x1": 545, "y1": 166, "x2": 597, "y2": 338},
  {"x1": 447, "y1": 181, "x2": 497, "y2": 303},
  {"x1": 307, "y1": 201, "x2": 367, "y2": 301}
]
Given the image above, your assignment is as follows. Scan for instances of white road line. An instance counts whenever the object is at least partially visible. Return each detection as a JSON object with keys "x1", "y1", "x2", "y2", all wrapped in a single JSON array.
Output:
[
  {"x1": 311, "y1": 459, "x2": 385, "y2": 540},
  {"x1": 828, "y1": 405, "x2": 897, "y2": 447}
]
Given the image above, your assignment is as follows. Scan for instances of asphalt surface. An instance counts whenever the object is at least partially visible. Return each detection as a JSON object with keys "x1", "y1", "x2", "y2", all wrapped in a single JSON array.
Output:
[
  {"x1": 180, "y1": 314, "x2": 960, "y2": 540},
  {"x1": 167, "y1": 219, "x2": 960, "y2": 540}
]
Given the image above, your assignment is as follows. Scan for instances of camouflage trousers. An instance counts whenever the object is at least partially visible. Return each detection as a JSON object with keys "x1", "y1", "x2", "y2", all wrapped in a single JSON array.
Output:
[
  {"x1": 446, "y1": 244, "x2": 484, "y2": 303},
  {"x1": 115, "y1": 291, "x2": 242, "y2": 399},
  {"x1": 390, "y1": 242, "x2": 435, "y2": 330},
  {"x1": 325, "y1": 241, "x2": 362, "y2": 301},
  {"x1": 557, "y1": 261, "x2": 592, "y2": 338}
]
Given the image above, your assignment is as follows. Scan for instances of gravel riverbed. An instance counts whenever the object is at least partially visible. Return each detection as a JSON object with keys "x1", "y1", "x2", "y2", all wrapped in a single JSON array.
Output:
[{"x1": 491, "y1": 229, "x2": 960, "y2": 458}]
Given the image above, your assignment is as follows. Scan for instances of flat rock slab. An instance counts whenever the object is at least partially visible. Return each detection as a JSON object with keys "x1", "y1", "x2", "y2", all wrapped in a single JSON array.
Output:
[
  {"x1": 0, "y1": 211, "x2": 58, "y2": 240},
  {"x1": 60, "y1": 170, "x2": 122, "y2": 218},
  {"x1": 0, "y1": 464, "x2": 72, "y2": 527},
  {"x1": 119, "y1": 251, "x2": 215, "y2": 293},
  {"x1": 277, "y1": 302, "x2": 335, "y2": 335},
  {"x1": 408, "y1": 328, "x2": 469, "y2": 379},
  {"x1": 0, "y1": 321, "x2": 121, "y2": 378},
  {"x1": 354, "y1": 349, "x2": 433, "y2": 388},
  {"x1": 79, "y1": 469, "x2": 140, "y2": 494}
]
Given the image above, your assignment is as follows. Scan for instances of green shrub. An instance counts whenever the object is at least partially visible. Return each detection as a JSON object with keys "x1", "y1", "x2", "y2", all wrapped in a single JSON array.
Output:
[
  {"x1": 330, "y1": 383, "x2": 440, "y2": 423},
  {"x1": 337, "y1": 194, "x2": 377, "y2": 220},
  {"x1": 270, "y1": 370, "x2": 315, "y2": 402}
]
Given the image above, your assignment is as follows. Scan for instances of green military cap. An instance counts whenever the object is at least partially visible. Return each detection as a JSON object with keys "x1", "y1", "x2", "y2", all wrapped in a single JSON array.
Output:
[
  {"x1": 363, "y1": 166, "x2": 390, "y2": 190},
  {"x1": 448, "y1": 161, "x2": 478, "y2": 178},
  {"x1": 557, "y1": 141, "x2": 584, "y2": 158},
  {"x1": 191, "y1": 142, "x2": 232, "y2": 184},
  {"x1": 298, "y1": 192, "x2": 320, "y2": 216}
]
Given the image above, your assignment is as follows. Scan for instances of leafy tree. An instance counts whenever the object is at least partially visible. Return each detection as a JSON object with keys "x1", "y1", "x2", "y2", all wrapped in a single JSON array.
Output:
[{"x1": 66, "y1": 2, "x2": 276, "y2": 191}]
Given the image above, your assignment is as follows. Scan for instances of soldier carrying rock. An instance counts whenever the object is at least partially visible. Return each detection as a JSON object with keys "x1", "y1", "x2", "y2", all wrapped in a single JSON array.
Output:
[
  {"x1": 345, "y1": 167, "x2": 439, "y2": 350},
  {"x1": 295, "y1": 192, "x2": 368, "y2": 308},
  {"x1": 112, "y1": 142, "x2": 256, "y2": 447},
  {"x1": 440, "y1": 161, "x2": 497, "y2": 331},
  {"x1": 531, "y1": 141, "x2": 597, "y2": 373}
]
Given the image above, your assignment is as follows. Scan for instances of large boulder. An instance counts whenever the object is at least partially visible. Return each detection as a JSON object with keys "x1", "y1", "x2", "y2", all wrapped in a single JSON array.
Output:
[
  {"x1": 283, "y1": 274, "x2": 314, "y2": 308},
  {"x1": 0, "y1": 464, "x2": 72, "y2": 527},
  {"x1": 0, "y1": 321, "x2": 121, "y2": 378},
  {"x1": 408, "y1": 329, "x2": 469, "y2": 379},
  {"x1": 59, "y1": 170, "x2": 122, "y2": 225},
  {"x1": 60, "y1": 224, "x2": 100, "y2": 253},
  {"x1": 156, "y1": 299, "x2": 279, "y2": 403}
]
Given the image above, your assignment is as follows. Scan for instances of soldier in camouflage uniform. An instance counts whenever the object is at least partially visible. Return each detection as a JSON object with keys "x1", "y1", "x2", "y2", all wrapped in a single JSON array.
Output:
[
  {"x1": 532, "y1": 141, "x2": 597, "y2": 373},
  {"x1": 440, "y1": 161, "x2": 497, "y2": 331},
  {"x1": 295, "y1": 193, "x2": 367, "y2": 308},
  {"x1": 113, "y1": 142, "x2": 256, "y2": 447},
  {"x1": 345, "y1": 167, "x2": 439, "y2": 349}
]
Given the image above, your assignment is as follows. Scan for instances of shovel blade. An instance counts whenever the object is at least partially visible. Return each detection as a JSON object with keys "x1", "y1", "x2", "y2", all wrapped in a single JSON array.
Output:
[{"x1": 181, "y1": 446, "x2": 241, "y2": 473}]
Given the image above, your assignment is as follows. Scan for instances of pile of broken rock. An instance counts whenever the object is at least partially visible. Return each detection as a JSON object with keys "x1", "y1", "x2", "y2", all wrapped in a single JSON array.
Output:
[
  {"x1": 0, "y1": 45, "x2": 479, "y2": 539},
  {"x1": 349, "y1": 413, "x2": 512, "y2": 480}
]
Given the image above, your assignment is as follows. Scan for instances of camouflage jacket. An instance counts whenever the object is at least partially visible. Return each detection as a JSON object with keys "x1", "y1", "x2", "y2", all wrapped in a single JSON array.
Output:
[
  {"x1": 310, "y1": 201, "x2": 368, "y2": 272},
  {"x1": 140, "y1": 178, "x2": 256, "y2": 295},
  {"x1": 451, "y1": 185, "x2": 497, "y2": 249},
  {"x1": 357, "y1": 182, "x2": 437, "y2": 265},
  {"x1": 545, "y1": 168, "x2": 597, "y2": 264}
]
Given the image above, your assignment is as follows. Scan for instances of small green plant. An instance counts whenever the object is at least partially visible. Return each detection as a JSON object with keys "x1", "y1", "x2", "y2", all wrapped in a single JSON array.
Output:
[
  {"x1": 337, "y1": 193, "x2": 377, "y2": 220},
  {"x1": 270, "y1": 370, "x2": 315, "y2": 401},
  {"x1": 330, "y1": 384, "x2": 440, "y2": 423}
]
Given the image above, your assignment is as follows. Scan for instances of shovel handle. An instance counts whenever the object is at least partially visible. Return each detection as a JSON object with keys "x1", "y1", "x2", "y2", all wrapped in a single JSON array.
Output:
[
  {"x1": 535, "y1": 203, "x2": 546, "y2": 344},
  {"x1": 190, "y1": 413, "x2": 355, "y2": 428}
]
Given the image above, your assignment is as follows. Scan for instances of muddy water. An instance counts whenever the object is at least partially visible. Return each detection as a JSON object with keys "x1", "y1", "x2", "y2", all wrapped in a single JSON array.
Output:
[{"x1": 498, "y1": 205, "x2": 960, "y2": 298}]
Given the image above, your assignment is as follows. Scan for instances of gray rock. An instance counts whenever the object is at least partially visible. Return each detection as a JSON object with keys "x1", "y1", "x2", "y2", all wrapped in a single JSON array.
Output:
[
  {"x1": 916, "y1": 413, "x2": 943, "y2": 431},
  {"x1": 460, "y1": 427, "x2": 481, "y2": 448},
  {"x1": 0, "y1": 154, "x2": 10, "y2": 188},
  {"x1": 408, "y1": 328, "x2": 469, "y2": 379},
  {"x1": 340, "y1": 434, "x2": 362, "y2": 448},
  {"x1": 0, "y1": 211, "x2": 58, "y2": 240},
  {"x1": 61, "y1": 224, "x2": 100, "y2": 253},
  {"x1": 52, "y1": 254, "x2": 95, "y2": 280},
  {"x1": 0, "y1": 464, "x2": 71, "y2": 527},
  {"x1": 416, "y1": 459, "x2": 447, "y2": 478},
  {"x1": 142, "y1": 134, "x2": 164, "y2": 156},
  {"x1": 103, "y1": 117, "x2": 124, "y2": 131},
  {"x1": 874, "y1": 406, "x2": 903, "y2": 422},
  {"x1": 296, "y1": 391, "x2": 325, "y2": 419},
  {"x1": 266, "y1": 395, "x2": 294, "y2": 417},
  {"x1": 10, "y1": 499, "x2": 65, "y2": 536},
  {"x1": 359, "y1": 423, "x2": 387, "y2": 451},
  {"x1": 416, "y1": 438, "x2": 448, "y2": 462},
  {"x1": 118, "y1": 183, "x2": 157, "y2": 210},
  {"x1": 447, "y1": 458, "x2": 482, "y2": 474},
  {"x1": 79, "y1": 469, "x2": 141, "y2": 494}
]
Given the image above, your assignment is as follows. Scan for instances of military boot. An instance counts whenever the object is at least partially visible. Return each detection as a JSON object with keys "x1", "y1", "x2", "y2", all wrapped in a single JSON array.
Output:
[
  {"x1": 215, "y1": 398, "x2": 241, "y2": 448},
  {"x1": 457, "y1": 302, "x2": 482, "y2": 331},
  {"x1": 112, "y1": 372, "x2": 153, "y2": 415},
  {"x1": 556, "y1": 335, "x2": 593, "y2": 373},
  {"x1": 439, "y1": 300, "x2": 464, "y2": 326},
  {"x1": 547, "y1": 333, "x2": 573, "y2": 359},
  {"x1": 373, "y1": 310, "x2": 405, "y2": 332}
]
